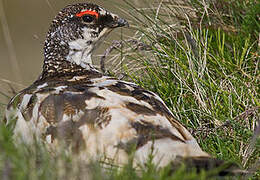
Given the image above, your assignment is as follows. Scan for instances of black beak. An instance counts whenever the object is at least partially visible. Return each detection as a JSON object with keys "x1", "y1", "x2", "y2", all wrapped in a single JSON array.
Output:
[
  {"x1": 108, "y1": 17, "x2": 129, "y2": 28},
  {"x1": 116, "y1": 18, "x2": 129, "y2": 27}
]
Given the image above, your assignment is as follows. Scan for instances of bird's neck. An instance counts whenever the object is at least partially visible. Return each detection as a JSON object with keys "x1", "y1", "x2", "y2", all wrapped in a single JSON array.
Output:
[{"x1": 41, "y1": 36, "x2": 98, "y2": 80}]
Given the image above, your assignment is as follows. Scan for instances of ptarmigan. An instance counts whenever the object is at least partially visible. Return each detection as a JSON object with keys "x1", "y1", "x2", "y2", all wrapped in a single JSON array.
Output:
[{"x1": 5, "y1": 3, "x2": 236, "y2": 173}]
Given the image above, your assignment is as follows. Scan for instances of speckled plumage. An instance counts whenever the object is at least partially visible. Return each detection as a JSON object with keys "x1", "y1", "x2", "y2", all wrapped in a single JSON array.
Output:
[{"x1": 5, "y1": 3, "x2": 212, "y2": 168}]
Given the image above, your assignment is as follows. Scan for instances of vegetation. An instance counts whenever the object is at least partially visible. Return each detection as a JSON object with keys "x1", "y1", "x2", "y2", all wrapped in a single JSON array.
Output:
[{"x1": 0, "y1": 0, "x2": 259, "y2": 179}]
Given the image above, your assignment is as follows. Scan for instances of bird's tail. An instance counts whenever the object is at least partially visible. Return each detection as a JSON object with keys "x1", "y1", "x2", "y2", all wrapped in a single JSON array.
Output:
[{"x1": 170, "y1": 156, "x2": 247, "y2": 177}]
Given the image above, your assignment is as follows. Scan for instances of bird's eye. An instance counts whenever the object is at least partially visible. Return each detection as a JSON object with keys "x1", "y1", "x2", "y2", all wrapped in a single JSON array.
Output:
[{"x1": 82, "y1": 15, "x2": 94, "y2": 23}]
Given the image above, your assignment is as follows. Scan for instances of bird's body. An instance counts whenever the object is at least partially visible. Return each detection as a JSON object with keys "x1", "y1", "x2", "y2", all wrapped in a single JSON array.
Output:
[
  {"x1": 6, "y1": 68, "x2": 209, "y2": 166},
  {"x1": 5, "y1": 3, "x2": 233, "y2": 172}
]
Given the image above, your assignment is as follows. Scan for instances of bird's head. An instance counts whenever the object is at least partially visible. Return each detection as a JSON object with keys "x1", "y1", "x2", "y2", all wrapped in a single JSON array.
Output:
[{"x1": 43, "y1": 3, "x2": 128, "y2": 75}]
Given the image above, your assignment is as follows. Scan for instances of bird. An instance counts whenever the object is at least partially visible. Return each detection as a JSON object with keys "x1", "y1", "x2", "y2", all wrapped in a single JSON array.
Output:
[{"x1": 5, "y1": 2, "x2": 238, "y2": 174}]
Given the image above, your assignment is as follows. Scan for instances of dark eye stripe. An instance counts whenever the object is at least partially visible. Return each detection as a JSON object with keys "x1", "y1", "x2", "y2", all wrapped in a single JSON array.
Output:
[{"x1": 98, "y1": 14, "x2": 113, "y2": 25}]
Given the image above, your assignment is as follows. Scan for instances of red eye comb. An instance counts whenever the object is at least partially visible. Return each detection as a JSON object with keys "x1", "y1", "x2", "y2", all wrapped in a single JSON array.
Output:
[{"x1": 76, "y1": 10, "x2": 99, "y2": 18}]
